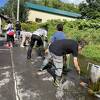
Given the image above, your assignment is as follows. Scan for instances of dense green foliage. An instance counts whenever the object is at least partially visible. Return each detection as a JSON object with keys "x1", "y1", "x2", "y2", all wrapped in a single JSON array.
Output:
[
  {"x1": 33, "y1": 0, "x2": 79, "y2": 13},
  {"x1": 82, "y1": 45, "x2": 100, "y2": 62},
  {"x1": 0, "y1": 0, "x2": 28, "y2": 22},
  {"x1": 79, "y1": 0, "x2": 100, "y2": 19},
  {"x1": 21, "y1": 21, "x2": 39, "y2": 32}
]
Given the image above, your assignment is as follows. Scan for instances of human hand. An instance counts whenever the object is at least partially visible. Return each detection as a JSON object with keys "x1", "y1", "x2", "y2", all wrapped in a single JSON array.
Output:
[
  {"x1": 45, "y1": 49, "x2": 48, "y2": 54},
  {"x1": 76, "y1": 67, "x2": 80, "y2": 75}
]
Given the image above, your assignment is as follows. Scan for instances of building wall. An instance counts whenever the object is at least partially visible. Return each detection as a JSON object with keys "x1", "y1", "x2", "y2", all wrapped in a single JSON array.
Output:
[{"x1": 27, "y1": 10, "x2": 76, "y2": 23}]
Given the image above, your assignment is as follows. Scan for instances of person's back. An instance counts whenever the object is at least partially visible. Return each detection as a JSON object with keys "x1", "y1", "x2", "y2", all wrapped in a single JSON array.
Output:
[
  {"x1": 51, "y1": 24, "x2": 66, "y2": 42},
  {"x1": 6, "y1": 21, "x2": 15, "y2": 48},
  {"x1": 16, "y1": 22, "x2": 21, "y2": 31},
  {"x1": 49, "y1": 39, "x2": 78, "y2": 56},
  {"x1": 6, "y1": 21, "x2": 14, "y2": 35},
  {"x1": 32, "y1": 28, "x2": 47, "y2": 37},
  {"x1": 15, "y1": 21, "x2": 21, "y2": 39},
  {"x1": 6, "y1": 22, "x2": 13, "y2": 31},
  {"x1": 51, "y1": 31, "x2": 66, "y2": 42}
]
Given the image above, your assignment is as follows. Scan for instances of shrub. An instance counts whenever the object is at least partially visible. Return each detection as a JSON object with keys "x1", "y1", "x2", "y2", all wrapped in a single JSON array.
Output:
[
  {"x1": 21, "y1": 22, "x2": 39, "y2": 32},
  {"x1": 82, "y1": 45, "x2": 100, "y2": 62}
]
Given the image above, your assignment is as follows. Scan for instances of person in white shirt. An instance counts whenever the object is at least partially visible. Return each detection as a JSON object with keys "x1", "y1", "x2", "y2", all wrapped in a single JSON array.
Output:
[
  {"x1": 20, "y1": 30, "x2": 32, "y2": 47},
  {"x1": 27, "y1": 26, "x2": 48, "y2": 59},
  {"x1": 6, "y1": 21, "x2": 15, "y2": 48}
]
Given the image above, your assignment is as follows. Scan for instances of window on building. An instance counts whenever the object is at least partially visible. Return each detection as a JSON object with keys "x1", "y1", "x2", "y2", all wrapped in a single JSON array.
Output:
[{"x1": 35, "y1": 18, "x2": 42, "y2": 23}]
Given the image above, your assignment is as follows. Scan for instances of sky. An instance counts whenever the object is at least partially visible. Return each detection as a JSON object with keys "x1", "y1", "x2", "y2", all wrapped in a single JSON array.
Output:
[
  {"x1": 0, "y1": 0, "x2": 86, "y2": 8},
  {"x1": 60, "y1": 0, "x2": 86, "y2": 5},
  {"x1": 0, "y1": 0, "x2": 8, "y2": 7}
]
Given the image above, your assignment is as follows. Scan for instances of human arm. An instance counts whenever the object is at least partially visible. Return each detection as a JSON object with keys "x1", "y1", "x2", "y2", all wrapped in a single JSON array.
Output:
[
  {"x1": 50, "y1": 32, "x2": 57, "y2": 43},
  {"x1": 73, "y1": 57, "x2": 80, "y2": 74},
  {"x1": 44, "y1": 48, "x2": 48, "y2": 54},
  {"x1": 50, "y1": 35, "x2": 55, "y2": 43}
]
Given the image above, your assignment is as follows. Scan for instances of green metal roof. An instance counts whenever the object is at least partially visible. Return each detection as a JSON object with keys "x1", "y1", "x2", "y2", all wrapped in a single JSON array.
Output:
[{"x1": 25, "y1": 2, "x2": 81, "y2": 18}]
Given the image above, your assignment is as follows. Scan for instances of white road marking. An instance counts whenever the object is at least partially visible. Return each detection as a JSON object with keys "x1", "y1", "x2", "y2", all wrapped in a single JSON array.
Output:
[
  {"x1": 10, "y1": 48, "x2": 20, "y2": 100},
  {"x1": 0, "y1": 49, "x2": 9, "y2": 51},
  {"x1": 0, "y1": 66, "x2": 11, "y2": 70}
]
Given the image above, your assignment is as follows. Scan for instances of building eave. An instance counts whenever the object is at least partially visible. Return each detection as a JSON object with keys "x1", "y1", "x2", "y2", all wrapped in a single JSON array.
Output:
[{"x1": 25, "y1": 2, "x2": 82, "y2": 18}]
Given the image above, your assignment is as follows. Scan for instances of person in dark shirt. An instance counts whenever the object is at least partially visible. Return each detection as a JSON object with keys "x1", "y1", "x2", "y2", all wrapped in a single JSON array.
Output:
[
  {"x1": 15, "y1": 21, "x2": 21, "y2": 39},
  {"x1": 49, "y1": 39, "x2": 78, "y2": 57},
  {"x1": 42, "y1": 39, "x2": 86, "y2": 86}
]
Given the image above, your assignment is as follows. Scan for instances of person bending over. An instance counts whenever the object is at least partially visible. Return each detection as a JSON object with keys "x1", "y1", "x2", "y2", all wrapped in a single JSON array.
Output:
[
  {"x1": 42, "y1": 39, "x2": 86, "y2": 86},
  {"x1": 20, "y1": 30, "x2": 32, "y2": 47},
  {"x1": 27, "y1": 26, "x2": 48, "y2": 59}
]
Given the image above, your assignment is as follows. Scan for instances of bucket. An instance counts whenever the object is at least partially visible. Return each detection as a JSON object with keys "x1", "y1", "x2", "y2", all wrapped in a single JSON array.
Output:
[{"x1": 87, "y1": 63, "x2": 100, "y2": 98}]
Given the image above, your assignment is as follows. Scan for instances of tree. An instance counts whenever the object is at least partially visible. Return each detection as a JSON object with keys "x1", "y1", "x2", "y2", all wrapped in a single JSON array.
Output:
[
  {"x1": 79, "y1": 0, "x2": 100, "y2": 19},
  {"x1": 1, "y1": 0, "x2": 29, "y2": 22},
  {"x1": 32, "y1": 0, "x2": 79, "y2": 13}
]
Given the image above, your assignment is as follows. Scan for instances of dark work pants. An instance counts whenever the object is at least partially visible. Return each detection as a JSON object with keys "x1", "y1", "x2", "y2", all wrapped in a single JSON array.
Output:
[
  {"x1": 16, "y1": 30, "x2": 20, "y2": 39},
  {"x1": 7, "y1": 34, "x2": 14, "y2": 43},
  {"x1": 27, "y1": 34, "x2": 43, "y2": 59}
]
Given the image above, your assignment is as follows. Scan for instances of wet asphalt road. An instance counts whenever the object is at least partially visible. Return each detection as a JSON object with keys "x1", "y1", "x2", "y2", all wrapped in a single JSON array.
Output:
[
  {"x1": 0, "y1": 38, "x2": 56, "y2": 100},
  {"x1": 0, "y1": 37, "x2": 99, "y2": 100}
]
